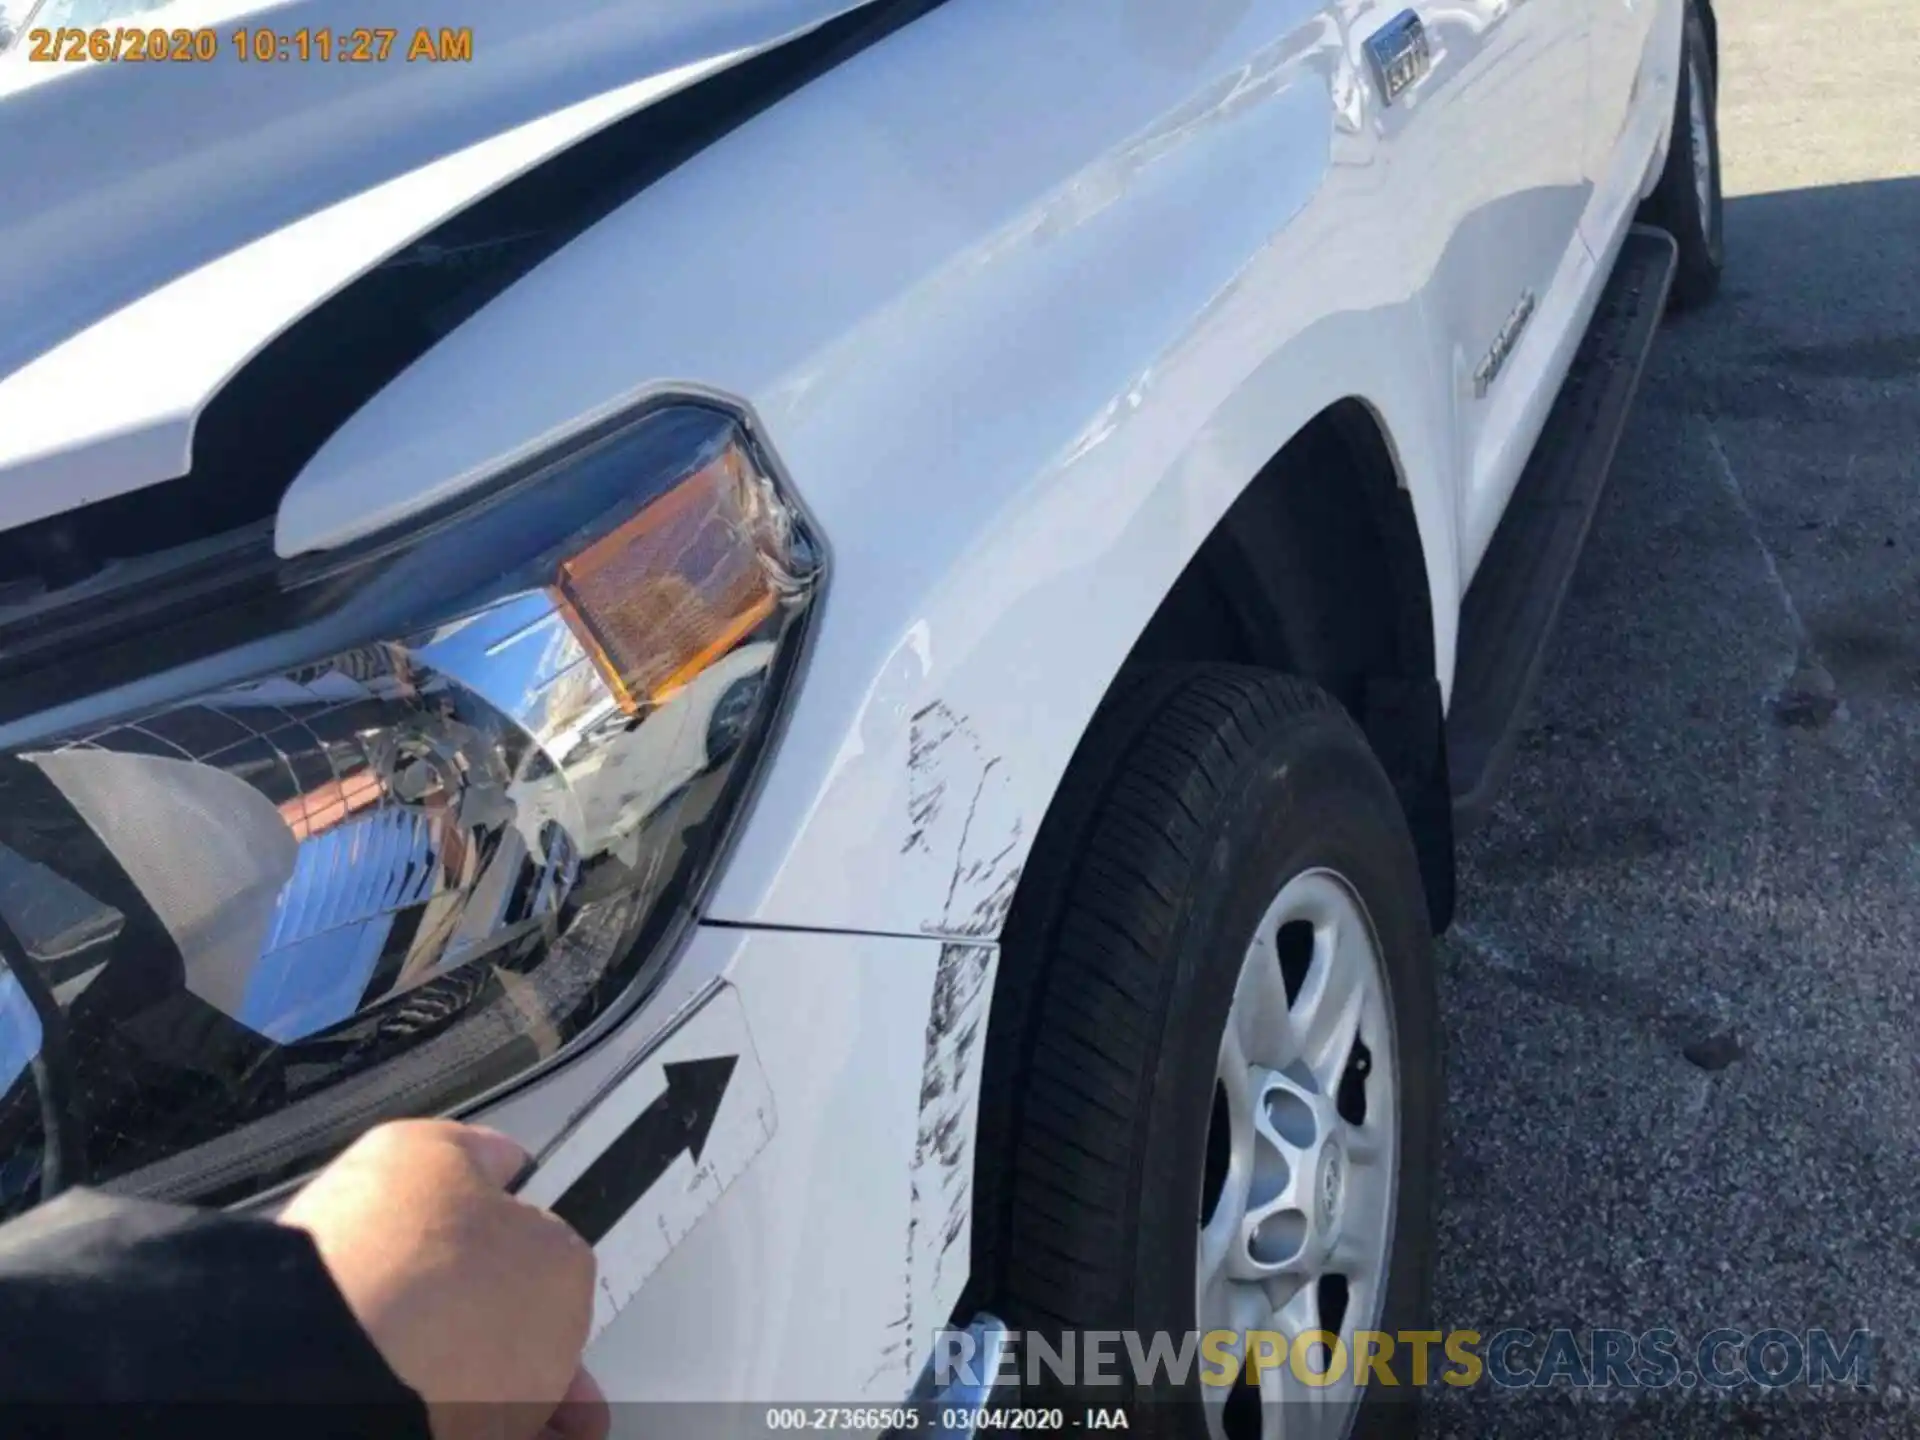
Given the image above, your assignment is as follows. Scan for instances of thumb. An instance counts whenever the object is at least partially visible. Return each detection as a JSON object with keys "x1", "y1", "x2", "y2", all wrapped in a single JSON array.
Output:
[{"x1": 442, "y1": 1123, "x2": 534, "y2": 1191}]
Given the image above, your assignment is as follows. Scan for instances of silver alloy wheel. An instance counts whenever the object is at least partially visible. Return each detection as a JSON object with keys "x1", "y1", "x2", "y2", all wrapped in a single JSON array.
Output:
[
  {"x1": 1197, "y1": 869, "x2": 1399, "y2": 1440},
  {"x1": 1688, "y1": 48, "x2": 1714, "y2": 231}
]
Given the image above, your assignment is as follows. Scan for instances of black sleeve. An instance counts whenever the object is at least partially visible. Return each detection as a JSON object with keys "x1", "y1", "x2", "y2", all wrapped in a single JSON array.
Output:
[{"x1": 0, "y1": 1186, "x2": 430, "y2": 1435}]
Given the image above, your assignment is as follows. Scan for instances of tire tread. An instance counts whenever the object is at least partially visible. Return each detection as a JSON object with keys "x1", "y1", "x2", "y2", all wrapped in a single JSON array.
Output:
[{"x1": 998, "y1": 668, "x2": 1362, "y2": 1330}]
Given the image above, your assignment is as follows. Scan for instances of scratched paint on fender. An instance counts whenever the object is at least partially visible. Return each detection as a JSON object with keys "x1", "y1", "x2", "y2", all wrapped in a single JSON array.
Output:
[
  {"x1": 873, "y1": 940, "x2": 998, "y2": 1389},
  {"x1": 905, "y1": 701, "x2": 1024, "y2": 939},
  {"x1": 517, "y1": 983, "x2": 776, "y2": 1342}
]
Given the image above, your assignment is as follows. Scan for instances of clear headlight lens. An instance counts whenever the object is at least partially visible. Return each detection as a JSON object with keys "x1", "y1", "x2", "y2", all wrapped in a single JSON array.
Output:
[{"x1": 0, "y1": 402, "x2": 820, "y2": 1214}]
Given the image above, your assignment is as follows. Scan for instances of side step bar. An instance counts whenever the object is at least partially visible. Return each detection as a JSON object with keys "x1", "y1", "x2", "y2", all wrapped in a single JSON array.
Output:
[{"x1": 1446, "y1": 225, "x2": 1679, "y2": 822}]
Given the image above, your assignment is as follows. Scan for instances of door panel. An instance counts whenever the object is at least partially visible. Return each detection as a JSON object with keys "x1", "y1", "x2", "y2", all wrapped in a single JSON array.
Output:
[{"x1": 1583, "y1": 0, "x2": 1683, "y2": 251}]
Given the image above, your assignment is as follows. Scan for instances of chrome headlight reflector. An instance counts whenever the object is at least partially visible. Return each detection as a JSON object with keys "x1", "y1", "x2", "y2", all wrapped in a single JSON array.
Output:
[{"x1": 0, "y1": 402, "x2": 820, "y2": 1214}]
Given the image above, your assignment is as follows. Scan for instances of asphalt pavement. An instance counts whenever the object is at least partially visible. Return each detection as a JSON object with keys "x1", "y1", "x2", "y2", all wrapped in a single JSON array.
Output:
[{"x1": 1424, "y1": 2, "x2": 1920, "y2": 1435}]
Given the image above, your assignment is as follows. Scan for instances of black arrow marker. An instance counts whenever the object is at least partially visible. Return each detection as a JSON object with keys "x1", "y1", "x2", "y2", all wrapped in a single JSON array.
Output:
[{"x1": 550, "y1": 1055, "x2": 738, "y2": 1245}]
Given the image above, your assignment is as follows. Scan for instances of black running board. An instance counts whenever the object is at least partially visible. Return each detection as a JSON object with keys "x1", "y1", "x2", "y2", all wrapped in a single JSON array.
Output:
[{"x1": 1446, "y1": 225, "x2": 1679, "y2": 822}]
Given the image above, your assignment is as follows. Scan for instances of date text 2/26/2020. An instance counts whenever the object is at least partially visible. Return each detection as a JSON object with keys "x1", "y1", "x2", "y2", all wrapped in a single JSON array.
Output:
[{"x1": 24, "y1": 26, "x2": 474, "y2": 64}]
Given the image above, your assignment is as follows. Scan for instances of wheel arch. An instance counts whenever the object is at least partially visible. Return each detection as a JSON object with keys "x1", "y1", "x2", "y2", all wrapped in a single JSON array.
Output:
[
  {"x1": 956, "y1": 399, "x2": 1456, "y2": 1326},
  {"x1": 1085, "y1": 398, "x2": 1454, "y2": 933}
]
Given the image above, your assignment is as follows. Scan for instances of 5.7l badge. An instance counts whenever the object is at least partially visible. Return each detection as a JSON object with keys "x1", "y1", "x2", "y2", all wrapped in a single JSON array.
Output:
[{"x1": 1366, "y1": 10, "x2": 1432, "y2": 106}]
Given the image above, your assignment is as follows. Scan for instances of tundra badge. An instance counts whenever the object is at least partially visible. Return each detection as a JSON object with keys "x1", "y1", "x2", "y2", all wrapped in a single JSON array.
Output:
[{"x1": 1474, "y1": 290, "x2": 1539, "y2": 398}]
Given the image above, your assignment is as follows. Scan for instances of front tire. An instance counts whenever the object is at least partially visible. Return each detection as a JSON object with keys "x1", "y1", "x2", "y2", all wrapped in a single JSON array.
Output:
[
  {"x1": 1640, "y1": 1, "x2": 1723, "y2": 309},
  {"x1": 976, "y1": 668, "x2": 1439, "y2": 1439}
]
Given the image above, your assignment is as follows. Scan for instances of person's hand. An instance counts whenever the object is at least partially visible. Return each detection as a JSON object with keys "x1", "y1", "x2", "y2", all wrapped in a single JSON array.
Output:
[{"x1": 279, "y1": 1119, "x2": 607, "y2": 1440}]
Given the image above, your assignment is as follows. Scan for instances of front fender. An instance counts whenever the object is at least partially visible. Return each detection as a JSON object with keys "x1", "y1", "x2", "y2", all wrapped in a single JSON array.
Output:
[{"x1": 278, "y1": 0, "x2": 1461, "y2": 942}]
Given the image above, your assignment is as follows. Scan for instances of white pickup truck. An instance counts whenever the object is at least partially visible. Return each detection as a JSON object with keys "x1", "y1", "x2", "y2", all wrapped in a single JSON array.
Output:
[{"x1": 0, "y1": 0, "x2": 1719, "y2": 1433}]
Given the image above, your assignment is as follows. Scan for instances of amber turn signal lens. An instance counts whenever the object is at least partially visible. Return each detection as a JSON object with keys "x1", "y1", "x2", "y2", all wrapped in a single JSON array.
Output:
[{"x1": 552, "y1": 439, "x2": 787, "y2": 714}]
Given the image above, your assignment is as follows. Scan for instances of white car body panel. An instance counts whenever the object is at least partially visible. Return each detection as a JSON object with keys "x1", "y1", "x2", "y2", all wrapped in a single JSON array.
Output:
[
  {"x1": 1586, "y1": 0, "x2": 1668, "y2": 222},
  {"x1": 0, "y1": 0, "x2": 886, "y2": 528},
  {"x1": 0, "y1": 61, "x2": 744, "y2": 530},
  {"x1": 1444, "y1": 1, "x2": 1686, "y2": 575},
  {"x1": 0, "y1": 0, "x2": 1693, "y2": 1406},
  {"x1": 280, "y1": 0, "x2": 1467, "y2": 945},
  {"x1": 280, "y1": 0, "x2": 1686, "y2": 948},
  {"x1": 1589, "y1": 0, "x2": 1689, "y2": 250},
  {"x1": 474, "y1": 923, "x2": 994, "y2": 1403},
  {"x1": 1390, "y1": 0, "x2": 1596, "y2": 574}
]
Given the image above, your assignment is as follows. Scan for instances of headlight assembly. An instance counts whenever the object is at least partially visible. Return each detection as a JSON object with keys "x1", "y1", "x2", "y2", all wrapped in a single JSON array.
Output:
[{"x1": 0, "y1": 401, "x2": 821, "y2": 1215}]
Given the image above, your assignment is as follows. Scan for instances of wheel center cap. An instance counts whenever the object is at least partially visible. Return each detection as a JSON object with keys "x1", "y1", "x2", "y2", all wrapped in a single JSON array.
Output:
[{"x1": 1315, "y1": 1140, "x2": 1346, "y2": 1233}]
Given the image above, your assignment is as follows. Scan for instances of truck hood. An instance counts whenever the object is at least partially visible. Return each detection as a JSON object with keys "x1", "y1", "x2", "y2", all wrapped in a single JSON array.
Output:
[{"x1": 0, "y1": 0, "x2": 875, "y2": 533}]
